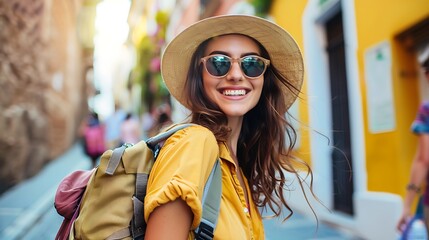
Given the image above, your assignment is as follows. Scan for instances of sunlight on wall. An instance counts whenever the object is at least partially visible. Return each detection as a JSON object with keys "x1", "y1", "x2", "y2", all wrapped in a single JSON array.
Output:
[{"x1": 92, "y1": 0, "x2": 131, "y2": 119}]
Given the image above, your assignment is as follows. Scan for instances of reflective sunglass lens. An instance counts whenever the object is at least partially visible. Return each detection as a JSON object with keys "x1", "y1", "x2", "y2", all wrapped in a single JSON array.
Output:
[
  {"x1": 241, "y1": 57, "x2": 265, "y2": 78},
  {"x1": 203, "y1": 55, "x2": 267, "y2": 78},
  {"x1": 207, "y1": 56, "x2": 231, "y2": 76}
]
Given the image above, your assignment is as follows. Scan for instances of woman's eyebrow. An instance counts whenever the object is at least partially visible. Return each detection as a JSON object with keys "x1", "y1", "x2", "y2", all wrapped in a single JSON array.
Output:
[
  {"x1": 208, "y1": 50, "x2": 229, "y2": 56},
  {"x1": 241, "y1": 52, "x2": 260, "y2": 57}
]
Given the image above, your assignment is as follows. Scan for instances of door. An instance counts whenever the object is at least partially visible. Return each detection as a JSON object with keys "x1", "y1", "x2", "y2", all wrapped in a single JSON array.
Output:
[{"x1": 326, "y1": 11, "x2": 354, "y2": 215}]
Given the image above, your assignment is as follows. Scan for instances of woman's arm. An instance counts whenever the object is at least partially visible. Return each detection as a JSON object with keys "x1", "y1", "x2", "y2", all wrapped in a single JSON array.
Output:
[
  {"x1": 144, "y1": 126, "x2": 219, "y2": 238},
  {"x1": 145, "y1": 198, "x2": 193, "y2": 240},
  {"x1": 397, "y1": 134, "x2": 429, "y2": 231}
]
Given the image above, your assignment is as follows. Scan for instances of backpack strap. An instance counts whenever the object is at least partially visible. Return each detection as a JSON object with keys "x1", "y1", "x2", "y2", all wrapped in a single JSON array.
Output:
[
  {"x1": 195, "y1": 159, "x2": 222, "y2": 240},
  {"x1": 105, "y1": 144, "x2": 128, "y2": 175},
  {"x1": 146, "y1": 123, "x2": 195, "y2": 158},
  {"x1": 129, "y1": 174, "x2": 147, "y2": 239}
]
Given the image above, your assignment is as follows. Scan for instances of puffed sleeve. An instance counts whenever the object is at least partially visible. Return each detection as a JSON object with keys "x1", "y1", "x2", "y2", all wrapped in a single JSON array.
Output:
[
  {"x1": 144, "y1": 125, "x2": 219, "y2": 229},
  {"x1": 412, "y1": 102, "x2": 429, "y2": 134}
]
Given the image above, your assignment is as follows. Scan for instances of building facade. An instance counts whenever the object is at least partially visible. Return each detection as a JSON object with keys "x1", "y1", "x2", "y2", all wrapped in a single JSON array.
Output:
[
  {"x1": 0, "y1": 0, "x2": 98, "y2": 193},
  {"x1": 271, "y1": 0, "x2": 429, "y2": 239}
]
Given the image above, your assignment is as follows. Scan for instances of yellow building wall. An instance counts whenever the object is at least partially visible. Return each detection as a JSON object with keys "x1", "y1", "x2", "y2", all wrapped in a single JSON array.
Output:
[
  {"x1": 271, "y1": 0, "x2": 429, "y2": 197},
  {"x1": 354, "y1": 1, "x2": 429, "y2": 194},
  {"x1": 271, "y1": 0, "x2": 312, "y2": 163}
]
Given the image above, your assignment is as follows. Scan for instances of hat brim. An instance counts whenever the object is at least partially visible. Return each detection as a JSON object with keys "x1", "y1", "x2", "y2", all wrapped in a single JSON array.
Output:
[{"x1": 162, "y1": 15, "x2": 304, "y2": 111}]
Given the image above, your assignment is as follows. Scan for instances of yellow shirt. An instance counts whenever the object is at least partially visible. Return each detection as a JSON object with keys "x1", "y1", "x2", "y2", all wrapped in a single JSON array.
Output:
[{"x1": 144, "y1": 125, "x2": 264, "y2": 239}]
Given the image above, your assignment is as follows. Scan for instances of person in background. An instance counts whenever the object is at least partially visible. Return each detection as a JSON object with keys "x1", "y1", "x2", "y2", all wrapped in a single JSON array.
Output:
[
  {"x1": 141, "y1": 105, "x2": 156, "y2": 139},
  {"x1": 80, "y1": 111, "x2": 106, "y2": 167},
  {"x1": 119, "y1": 112, "x2": 141, "y2": 145},
  {"x1": 104, "y1": 102, "x2": 126, "y2": 149},
  {"x1": 144, "y1": 15, "x2": 315, "y2": 239},
  {"x1": 146, "y1": 103, "x2": 173, "y2": 137},
  {"x1": 397, "y1": 44, "x2": 429, "y2": 235}
]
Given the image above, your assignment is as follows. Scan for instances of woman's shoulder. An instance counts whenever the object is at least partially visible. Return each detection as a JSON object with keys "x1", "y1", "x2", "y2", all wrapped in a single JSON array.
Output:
[
  {"x1": 157, "y1": 124, "x2": 219, "y2": 170},
  {"x1": 164, "y1": 124, "x2": 217, "y2": 147}
]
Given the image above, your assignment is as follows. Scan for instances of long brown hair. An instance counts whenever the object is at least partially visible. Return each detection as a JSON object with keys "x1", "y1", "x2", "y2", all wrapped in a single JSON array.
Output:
[{"x1": 184, "y1": 35, "x2": 316, "y2": 221}]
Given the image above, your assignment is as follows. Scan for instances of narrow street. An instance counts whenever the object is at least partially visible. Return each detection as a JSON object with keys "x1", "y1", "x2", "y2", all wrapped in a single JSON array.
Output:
[
  {"x1": 0, "y1": 143, "x2": 361, "y2": 240},
  {"x1": 2, "y1": 1, "x2": 428, "y2": 239}
]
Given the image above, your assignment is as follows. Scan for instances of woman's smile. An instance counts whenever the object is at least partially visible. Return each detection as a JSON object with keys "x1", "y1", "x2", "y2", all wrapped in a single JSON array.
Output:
[{"x1": 222, "y1": 89, "x2": 247, "y2": 96}]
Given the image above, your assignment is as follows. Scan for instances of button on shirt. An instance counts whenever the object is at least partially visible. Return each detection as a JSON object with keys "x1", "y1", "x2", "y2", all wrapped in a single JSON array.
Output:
[{"x1": 144, "y1": 125, "x2": 264, "y2": 239}]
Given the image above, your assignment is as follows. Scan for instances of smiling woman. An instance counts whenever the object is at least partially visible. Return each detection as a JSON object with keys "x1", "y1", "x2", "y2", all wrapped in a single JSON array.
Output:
[{"x1": 144, "y1": 15, "x2": 312, "y2": 240}]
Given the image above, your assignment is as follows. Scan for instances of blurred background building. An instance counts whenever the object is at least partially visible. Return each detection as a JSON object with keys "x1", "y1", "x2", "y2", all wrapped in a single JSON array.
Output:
[
  {"x1": 0, "y1": 0, "x2": 98, "y2": 192},
  {"x1": 1, "y1": 0, "x2": 429, "y2": 239}
]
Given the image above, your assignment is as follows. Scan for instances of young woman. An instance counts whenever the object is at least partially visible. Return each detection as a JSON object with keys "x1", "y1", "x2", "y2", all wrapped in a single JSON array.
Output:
[
  {"x1": 397, "y1": 46, "x2": 429, "y2": 236},
  {"x1": 144, "y1": 15, "x2": 313, "y2": 239}
]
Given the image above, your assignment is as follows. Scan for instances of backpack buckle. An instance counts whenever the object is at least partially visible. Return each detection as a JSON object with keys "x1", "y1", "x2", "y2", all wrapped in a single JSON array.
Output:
[{"x1": 195, "y1": 222, "x2": 214, "y2": 240}]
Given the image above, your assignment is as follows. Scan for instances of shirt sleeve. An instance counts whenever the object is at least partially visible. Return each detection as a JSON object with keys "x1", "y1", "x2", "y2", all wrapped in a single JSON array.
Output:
[
  {"x1": 412, "y1": 102, "x2": 429, "y2": 134},
  {"x1": 144, "y1": 125, "x2": 219, "y2": 229}
]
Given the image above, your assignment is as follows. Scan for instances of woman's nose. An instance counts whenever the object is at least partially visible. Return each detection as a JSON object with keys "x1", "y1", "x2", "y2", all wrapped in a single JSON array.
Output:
[{"x1": 226, "y1": 62, "x2": 243, "y2": 81}]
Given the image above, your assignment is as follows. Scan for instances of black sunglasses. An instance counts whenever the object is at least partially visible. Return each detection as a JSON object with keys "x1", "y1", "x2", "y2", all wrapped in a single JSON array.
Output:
[{"x1": 200, "y1": 54, "x2": 270, "y2": 79}]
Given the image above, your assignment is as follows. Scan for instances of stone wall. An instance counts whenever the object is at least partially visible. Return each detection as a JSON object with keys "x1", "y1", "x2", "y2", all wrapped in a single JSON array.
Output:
[{"x1": 0, "y1": 0, "x2": 89, "y2": 193}]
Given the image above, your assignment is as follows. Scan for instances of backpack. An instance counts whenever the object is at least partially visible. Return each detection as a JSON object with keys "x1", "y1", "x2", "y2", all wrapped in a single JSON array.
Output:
[
  {"x1": 55, "y1": 124, "x2": 222, "y2": 240},
  {"x1": 83, "y1": 123, "x2": 106, "y2": 158}
]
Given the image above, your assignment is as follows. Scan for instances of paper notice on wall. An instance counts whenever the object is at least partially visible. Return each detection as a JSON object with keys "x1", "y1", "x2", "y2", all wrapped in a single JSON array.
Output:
[{"x1": 364, "y1": 41, "x2": 396, "y2": 133}]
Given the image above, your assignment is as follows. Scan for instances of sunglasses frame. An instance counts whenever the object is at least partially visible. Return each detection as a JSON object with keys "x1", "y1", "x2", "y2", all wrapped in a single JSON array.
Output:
[{"x1": 200, "y1": 54, "x2": 270, "y2": 79}]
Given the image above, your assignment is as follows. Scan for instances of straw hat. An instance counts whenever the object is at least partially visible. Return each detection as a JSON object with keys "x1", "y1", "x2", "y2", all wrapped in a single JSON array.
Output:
[{"x1": 161, "y1": 14, "x2": 304, "y2": 110}]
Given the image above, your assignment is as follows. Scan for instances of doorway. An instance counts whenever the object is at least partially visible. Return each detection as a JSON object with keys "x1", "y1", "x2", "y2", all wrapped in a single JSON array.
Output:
[{"x1": 326, "y1": 11, "x2": 354, "y2": 215}]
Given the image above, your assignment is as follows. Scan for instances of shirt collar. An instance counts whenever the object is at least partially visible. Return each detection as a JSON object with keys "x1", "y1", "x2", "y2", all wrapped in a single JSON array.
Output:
[{"x1": 218, "y1": 142, "x2": 235, "y2": 165}]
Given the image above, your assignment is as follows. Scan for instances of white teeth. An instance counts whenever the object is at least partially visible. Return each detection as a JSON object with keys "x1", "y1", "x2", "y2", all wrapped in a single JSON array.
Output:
[{"x1": 223, "y1": 89, "x2": 246, "y2": 96}]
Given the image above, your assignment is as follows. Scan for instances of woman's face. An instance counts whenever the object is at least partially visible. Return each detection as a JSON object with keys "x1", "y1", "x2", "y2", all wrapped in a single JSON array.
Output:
[{"x1": 202, "y1": 34, "x2": 265, "y2": 120}]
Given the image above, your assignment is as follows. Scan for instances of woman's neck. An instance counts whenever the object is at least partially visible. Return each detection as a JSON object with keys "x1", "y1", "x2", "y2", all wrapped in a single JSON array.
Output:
[{"x1": 226, "y1": 116, "x2": 243, "y2": 158}]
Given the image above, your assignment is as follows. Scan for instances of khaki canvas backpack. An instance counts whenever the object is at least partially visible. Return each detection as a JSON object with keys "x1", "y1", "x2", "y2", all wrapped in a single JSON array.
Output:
[{"x1": 55, "y1": 124, "x2": 221, "y2": 240}]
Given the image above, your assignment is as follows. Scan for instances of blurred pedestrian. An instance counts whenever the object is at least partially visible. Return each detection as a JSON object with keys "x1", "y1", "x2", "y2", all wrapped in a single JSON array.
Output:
[
  {"x1": 119, "y1": 112, "x2": 141, "y2": 145},
  {"x1": 141, "y1": 106, "x2": 156, "y2": 139},
  {"x1": 397, "y1": 44, "x2": 429, "y2": 235},
  {"x1": 147, "y1": 103, "x2": 173, "y2": 137},
  {"x1": 104, "y1": 102, "x2": 126, "y2": 149},
  {"x1": 81, "y1": 111, "x2": 106, "y2": 167},
  {"x1": 144, "y1": 15, "x2": 314, "y2": 239}
]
